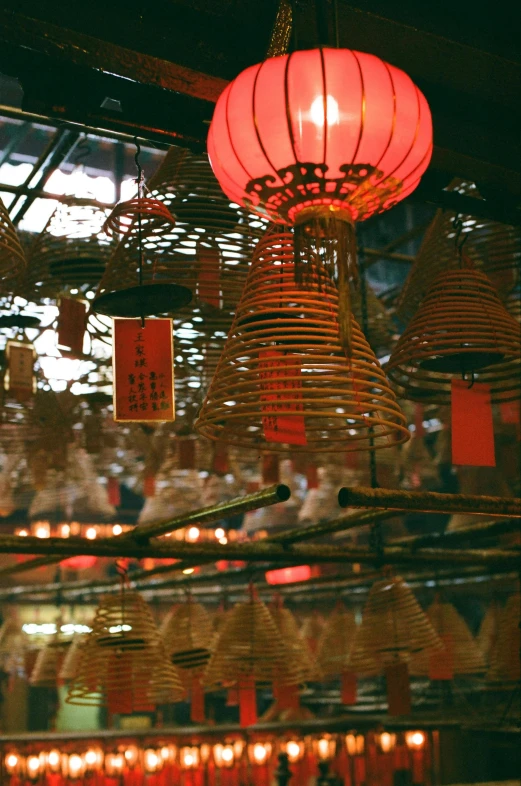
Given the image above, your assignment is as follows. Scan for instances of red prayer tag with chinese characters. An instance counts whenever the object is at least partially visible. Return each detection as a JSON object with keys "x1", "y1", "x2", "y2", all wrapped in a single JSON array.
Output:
[
  {"x1": 5, "y1": 340, "x2": 35, "y2": 401},
  {"x1": 57, "y1": 297, "x2": 86, "y2": 357},
  {"x1": 259, "y1": 350, "x2": 307, "y2": 445},
  {"x1": 451, "y1": 380, "x2": 495, "y2": 466},
  {"x1": 113, "y1": 318, "x2": 175, "y2": 422}
]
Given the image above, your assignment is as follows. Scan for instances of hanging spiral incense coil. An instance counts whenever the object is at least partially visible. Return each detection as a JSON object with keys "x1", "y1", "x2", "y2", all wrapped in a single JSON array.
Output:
[
  {"x1": 487, "y1": 593, "x2": 521, "y2": 683},
  {"x1": 30, "y1": 637, "x2": 72, "y2": 687},
  {"x1": 270, "y1": 600, "x2": 320, "y2": 682},
  {"x1": 58, "y1": 634, "x2": 87, "y2": 682},
  {"x1": 355, "y1": 574, "x2": 442, "y2": 664},
  {"x1": 409, "y1": 599, "x2": 486, "y2": 676},
  {"x1": 0, "y1": 197, "x2": 26, "y2": 294},
  {"x1": 147, "y1": 146, "x2": 268, "y2": 315},
  {"x1": 317, "y1": 603, "x2": 358, "y2": 678},
  {"x1": 397, "y1": 180, "x2": 521, "y2": 323},
  {"x1": 103, "y1": 197, "x2": 175, "y2": 237},
  {"x1": 477, "y1": 602, "x2": 499, "y2": 666},
  {"x1": 25, "y1": 203, "x2": 115, "y2": 299},
  {"x1": 160, "y1": 600, "x2": 214, "y2": 672},
  {"x1": 67, "y1": 591, "x2": 184, "y2": 708},
  {"x1": 387, "y1": 267, "x2": 521, "y2": 404},
  {"x1": 195, "y1": 231, "x2": 409, "y2": 452}
]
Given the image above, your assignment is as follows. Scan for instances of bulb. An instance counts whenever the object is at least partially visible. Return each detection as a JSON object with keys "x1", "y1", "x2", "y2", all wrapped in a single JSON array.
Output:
[
  {"x1": 68, "y1": 754, "x2": 83, "y2": 778},
  {"x1": 286, "y1": 742, "x2": 301, "y2": 762},
  {"x1": 406, "y1": 731, "x2": 426, "y2": 750},
  {"x1": 26, "y1": 756, "x2": 40, "y2": 777},
  {"x1": 112, "y1": 524, "x2": 123, "y2": 536},
  {"x1": 310, "y1": 94, "x2": 339, "y2": 127},
  {"x1": 124, "y1": 746, "x2": 139, "y2": 768},
  {"x1": 48, "y1": 750, "x2": 61, "y2": 770},
  {"x1": 84, "y1": 749, "x2": 99, "y2": 770},
  {"x1": 35, "y1": 525, "x2": 50, "y2": 539},
  {"x1": 221, "y1": 746, "x2": 234, "y2": 765},
  {"x1": 144, "y1": 749, "x2": 160, "y2": 773},
  {"x1": 253, "y1": 744, "x2": 267, "y2": 764},
  {"x1": 219, "y1": 536, "x2": 228, "y2": 544},
  {"x1": 215, "y1": 527, "x2": 225, "y2": 539},
  {"x1": 18, "y1": 529, "x2": 28, "y2": 537},
  {"x1": 182, "y1": 567, "x2": 195, "y2": 575},
  {"x1": 85, "y1": 527, "x2": 97, "y2": 540},
  {"x1": 187, "y1": 526, "x2": 200, "y2": 541},
  {"x1": 380, "y1": 733, "x2": 395, "y2": 753},
  {"x1": 61, "y1": 524, "x2": 70, "y2": 537},
  {"x1": 5, "y1": 753, "x2": 19, "y2": 773},
  {"x1": 317, "y1": 738, "x2": 332, "y2": 760}
]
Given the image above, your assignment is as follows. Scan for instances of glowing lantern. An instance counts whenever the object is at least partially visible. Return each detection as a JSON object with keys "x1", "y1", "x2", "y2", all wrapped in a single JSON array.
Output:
[
  {"x1": 208, "y1": 47, "x2": 432, "y2": 350},
  {"x1": 180, "y1": 747, "x2": 200, "y2": 770},
  {"x1": 104, "y1": 752, "x2": 125, "y2": 777},
  {"x1": 83, "y1": 749, "x2": 103, "y2": 773},
  {"x1": 4, "y1": 752, "x2": 21, "y2": 776},
  {"x1": 284, "y1": 740, "x2": 305, "y2": 763},
  {"x1": 213, "y1": 744, "x2": 235, "y2": 769},
  {"x1": 65, "y1": 754, "x2": 85, "y2": 780},
  {"x1": 26, "y1": 755, "x2": 42, "y2": 782},
  {"x1": 406, "y1": 732, "x2": 425, "y2": 750},
  {"x1": 144, "y1": 749, "x2": 163, "y2": 774},
  {"x1": 378, "y1": 732, "x2": 396, "y2": 753},
  {"x1": 314, "y1": 735, "x2": 336, "y2": 761}
]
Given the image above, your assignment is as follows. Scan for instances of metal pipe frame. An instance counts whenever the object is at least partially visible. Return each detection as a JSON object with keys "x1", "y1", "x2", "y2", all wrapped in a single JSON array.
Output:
[{"x1": 338, "y1": 486, "x2": 521, "y2": 518}]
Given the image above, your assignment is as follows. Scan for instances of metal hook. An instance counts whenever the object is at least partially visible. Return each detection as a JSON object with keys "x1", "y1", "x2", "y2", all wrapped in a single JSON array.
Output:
[
  {"x1": 467, "y1": 368, "x2": 475, "y2": 389},
  {"x1": 134, "y1": 136, "x2": 144, "y2": 197}
]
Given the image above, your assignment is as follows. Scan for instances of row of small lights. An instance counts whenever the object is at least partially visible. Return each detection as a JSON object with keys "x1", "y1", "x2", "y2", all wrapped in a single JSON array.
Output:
[
  {"x1": 4, "y1": 733, "x2": 426, "y2": 779},
  {"x1": 14, "y1": 522, "x2": 234, "y2": 544}
]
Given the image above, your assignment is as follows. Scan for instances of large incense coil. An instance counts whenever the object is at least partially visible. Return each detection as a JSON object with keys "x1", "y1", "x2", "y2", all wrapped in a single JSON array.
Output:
[
  {"x1": 410, "y1": 599, "x2": 486, "y2": 676},
  {"x1": 25, "y1": 203, "x2": 114, "y2": 298},
  {"x1": 397, "y1": 180, "x2": 521, "y2": 323},
  {"x1": 350, "y1": 284, "x2": 396, "y2": 356},
  {"x1": 203, "y1": 591, "x2": 302, "y2": 688},
  {"x1": 58, "y1": 635, "x2": 86, "y2": 682},
  {"x1": 487, "y1": 594, "x2": 521, "y2": 683},
  {"x1": 30, "y1": 638, "x2": 71, "y2": 687},
  {"x1": 300, "y1": 612, "x2": 325, "y2": 655},
  {"x1": 195, "y1": 231, "x2": 409, "y2": 452},
  {"x1": 346, "y1": 625, "x2": 382, "y2": 677},
  {"x1": 317, "y1": 602, "x2": 358, "y2": 677},
  {"x1": 0, "y1": 197, "x2": 26, "y2": 293},
  {"x1": 477, "y1": 602, "x2": 499, "y2": 665},
  {"x1": 147, "y1": 146, "x2": 268, "y2": 313},
  {"x1": 355, "y1": 574, "x2": 442, "y2": 664},
  {"x1": 387, "y1": 267, "x2": 521, "y2": 404},
  {"x1": 66, "y1": 590, "x2": 184, "y2": 707},
  {"x1": 160, "y1": 599, "x2": 214, "y2": 672},
  {"x1": 270, "y1": 600, "x2": 320, "y2": 682}
]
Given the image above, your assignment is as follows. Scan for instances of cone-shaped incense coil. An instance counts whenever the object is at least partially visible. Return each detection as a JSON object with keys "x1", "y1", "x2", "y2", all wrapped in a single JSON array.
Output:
[
  {"x1": 410, "y1": 600, "x2": 486, "y2": 676},
  {"x1": 387, "y1": 267, "x2": 521, "y2": 404},
  {"x1": 204, "y1": 591, "x2": 301, "y2": 688},
  {"x1": 270, "y1": 599, "x2": 320, "y2": 682},
  {"x1": 346, "y1": 625, "x2": 383, "y2": 677},
  {"x1": 0, "y1": 197, "x2": 25, "y2": 294},
  {"x1": 25, "y1": 203, "x2": 114, "y2": 298},
  {"x1": 317, "y1": 603, "x2": 358, "y2": 677},
  {"x1": 477, "y1": 602, "x2": 499, "y2": 665},
  {"x1": 487, "y1": 594, "x2": 521, "y2": 683},
  {"x1": 66, "y1": 591, "x2": 184, "y2": 707},
  {"x1": 350, "y1": 284, "x2": 396, "y2": 356},
  {"x1": 300, "y1": 612, "x2": 325, "y2": 655},
  {"x1": 147, "y1": 147, "x2": 267, "y2": 313},
  {"x1": 356, "y1": 574, "x2": 442, "y2": 663},
  {"x1": 397, "y1": 180, "x2": 521, "y2": 323},
  {"x1": 160, "y1": 599, "x2": 214, "y2": 672},
  {"x1": 93, "y1": 195, "x2": 192, "y2": 317},
  {"x1": 195, "y1": 231, "x2": 409, "y2": 452},
  {"x1": 59, "y1": 635, "x2": 86, "y2": 682},
  {"x1": 30, "y1": 638, "x2": 71, "y2": 687}
]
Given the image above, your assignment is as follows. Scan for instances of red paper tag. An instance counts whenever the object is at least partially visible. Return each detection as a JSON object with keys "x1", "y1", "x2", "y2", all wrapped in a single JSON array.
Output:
[
  {"x1": 226, "y1": 686, "x2": 239, "y2": 706},
  {"x1": 414, "y1": 404, "x2": 425, "y2": 438},
  {"x1": 393, "y1": 744, "x2": 410, "y2": 770},
  {"x1": 113, "y1": 318, "x2": 175, "y2": 422},
  {"x1": 190, "y1": 674, "x2": 206, "y2": 723},
  {"x1": 107, "y1": 478, "x2": 121, "y2": 507},
  {"x1": 276, "y1": 681, "x2": 300, "y2": 711},
  {"x1": 57, "y1": 297, "x2": 87, "y2": 357},
  {"x1": 106, "y1": 654, "x2": 134, "y2": 715},
  {"x1": 428, "y1": 633, "x2": 454, "y2": 680},
  {"x1": 238, "y1": 675, "x2": 257, "y2": 727},
  {"x1": 212, "y1": 442, "x2": 229, "y2": 474},
  {"x1": 385, "y1": 661, "x2": 411, "y2": 716},
  {"x1": 5, "y1": 341, "x2": 35, "y2": 401},
  {"x1": 306, "y1": 465, "x2": 319, "y2": 490},
  {"x1": 259, "y1": 350, "x2": 307, "y2": 445},
  {"x1": 197, "y1": 242, "x2": 221, "y2": 309},
  {"x1": 179, "y1": 440, "x2": 196, "y2": 470},
  {"x1": 341, "y1": 670, "x2": 357, "y2": 705},
  {"x1": 412, "y1": 750, "x2": 424, "y2": 784},
  {"x1": 143, "y1": 475, "x2": 156, "y2": 497},
  {"x1": 262, "y1": 454, "x2": 280, "y2": 484},
  {"x1": 451, "y1": 380, "x2": 495, "y2": 466}
]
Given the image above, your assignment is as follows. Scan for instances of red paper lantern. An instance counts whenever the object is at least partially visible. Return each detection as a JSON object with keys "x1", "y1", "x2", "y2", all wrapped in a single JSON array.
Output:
[{"x1": 208, "y1": 47, "x2": 432, "y2": 350}]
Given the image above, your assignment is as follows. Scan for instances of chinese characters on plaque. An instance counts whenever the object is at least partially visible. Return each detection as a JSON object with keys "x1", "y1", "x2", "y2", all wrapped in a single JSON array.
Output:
[
  {"x1": 259, "y1": 349, "x2": 307, "y2": 445},
  {"x1": 5, "y1": 340, "x2": 35, "y2": 401},
  {"x1": 113, "y1": 318, "x2": 175, "y2": 422}
]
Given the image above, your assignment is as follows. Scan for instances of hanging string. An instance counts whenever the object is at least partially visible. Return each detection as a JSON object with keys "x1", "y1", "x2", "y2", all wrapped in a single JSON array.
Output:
[{"x1": 134, "y1": 137, "x2": 146, "y2": 328}]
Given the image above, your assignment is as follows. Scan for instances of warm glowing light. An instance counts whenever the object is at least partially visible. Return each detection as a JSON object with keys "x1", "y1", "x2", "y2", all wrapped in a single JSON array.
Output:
[
  {"x1": 47, "y1": 750, "x2": 61, "y2": 771},
  {"x1": 5, "y1": 753, "x2": 20, "y2": 774},
  {"x1": 310, "y1": 94, "x2": 340, "y2": 126},
  {"x1": 285, "y1": 741, "x2": 303, "y2": 762},
  {"x1": 26, "y1": 756, "x2": 41, "y2": 778},
  {"x1": 84, "y1": 749, "x2": 100, "y2": 770},
  {"x1": 17, "y1": 529, "x2": 28, "y2": 537},
  {"x1": 35, "y1": 524, "x2": 50, "y2": 539},
  {"x1": 219, "y1": 536, "x2": 228, "y2": 544},
  {"x1": 346, "y1": 734, "x2": 365, "y2": 756},
  {"x1": 252, "y1": 744, "x2": 268, "y2": 765},
  {"x1": 187, "y1": 526, "x2": 200, "y2": 541},
  {"x1": 124, "y1": 746, "x2": 140, "y2": 768},
  {"x1": 68, "y1": 754, "x2": 83, "y2": 779},
  {"x1": 105, "y1": 753, "x2": 124, "y2": 775},
  {"x1": 160, "y1": 745, "x2": 176, "y2": 763},
  {"x1": 406, "y1": 731, "x2": 426, "y2": 750},
  {"x1": 85, "y1": 527, "x2": 97, "y2": 540},
  {"x1": 379, "y1": 733, "x2": 396, "y2": 753},
  {"x1": 222, "y1": 746, "x2": 234, "y2": 764},
  {"x1": 61, "y1": 524, "x2": 71, "y2": 537},
  {"x1": 180, "y1": 747, "x2": 200, "y2": 770},
  {"x1": 182, "y1": 568, "x2": 195, "y2": 575},
  {"x1": 317, "y1": 737, "x2": 334, "y2": 761},
  {"x1": 215, "y1": 527, "x2": 225, "y2": 539},
  {"x1": 112, "y1": 524, "x2": 123, "y2": 536},
  {"x1": 144, "y1": 749, "x2": 162, "y2": 773}
]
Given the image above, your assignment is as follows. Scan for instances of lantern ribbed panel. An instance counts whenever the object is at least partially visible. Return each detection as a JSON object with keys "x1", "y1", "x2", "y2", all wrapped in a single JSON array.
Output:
[
  {"x1": 0, "y1": 197, "x2": 26, "y2": 294},
  {"x1": 409, "y1": 600, "x2": 486, "y2": 676},
  {"x1": 160, "y1": 600, "x2": 214, "y2": 672},
  {"x1": 355, "y1": 575, "x2": 442, "y2": 664},
  {"x1": 203, "y1": 594, "x2": 301, "y2": 688},
  {"x1": 270, "y1": 602, "x2": 320, "y2": 682},
  {"x1": 487, "y1": 594, "x2": 521, "y2": 683},
  {"x1": 195, "y1": 231, "x2": 409, "y2": 452},
  {"x1": 25, "y1": 203, "x2": 114, "y2": 298},
  {"x1": 397, "y1": 181, "x2": 521, "y2": 323},
  {"x1": 208, "y1": 48, "x2": 432, "y2": 224},
  {"x1": 30, "y1": 638, "x2": 71, "y2": 687},
  {"x1": 386, "y1": 268, "x2": 521, "y2": 404},
  {"x1": 66, "y1": 591, "x2": 184, "y2": 707},
  {"x1": 317, "y1": 603, "x2": 357, "y2": 677}
]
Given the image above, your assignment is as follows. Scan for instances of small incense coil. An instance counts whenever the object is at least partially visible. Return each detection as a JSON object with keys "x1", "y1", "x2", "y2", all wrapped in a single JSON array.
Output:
[
  {"x1": 25, "y1": 203, "x2": 114, "y2": 299},
  {"x1": 160, "y1": 600, "x2": 214, "y2": 673},
  {"x1": 195, "y1": 230, "x2": 409, "y2": 452},
  {"x1": 103, "y1": 197, "x2": 175, "y2": 237},
  {"x1": 487, "y1": 594, "x2": 521, "y2": 683},
  {"x1": 387, "y1": 267, "x2": 521, "y2": 404},
  {"x1": 66, "y1": 590, "x2": 184, "y2": 707},
  {"x1": 355, "y1": 574, "x2": 442, "y2": 664},
  {"x1": 0, "y1": 197, "x2": 26, "y2": 294},
  {"x1": 397, "y1": 179, "x2": 521, "y2": 323},
  {"x1": 270, "y1": 599, "x2": 320, "y2": 682},
  {"x1": 203, "y1": 590, "x2": 301, "y2": 688},
  {"x1": 409, "y1": 599, "x2": 486, "y2": 676},
  {"x1": 300, "y1": 612, "x2": 325, "y2": 655},
  {"x1": 317, "y1": 602, "x2": 358, "y2": 677},
  {"x1": 59, "y1": 635, "x2": 87, "y2": 682},
  {"x1": 30, "y1": 638, "x2": 71, "y2": 687}
]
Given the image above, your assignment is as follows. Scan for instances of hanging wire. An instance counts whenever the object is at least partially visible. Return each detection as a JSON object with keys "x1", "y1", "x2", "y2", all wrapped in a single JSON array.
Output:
[{"x1": 134, "y1": 137, "x2": 146, "y2": 327}]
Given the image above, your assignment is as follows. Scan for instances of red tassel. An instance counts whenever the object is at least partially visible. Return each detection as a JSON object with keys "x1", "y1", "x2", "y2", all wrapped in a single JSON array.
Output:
[
  {"x1": 212, "y1": 442, "x2": 229, "y2": 474},
  {"x1": 107, "y1": 477, "x2": 121, "y2": 506},
  {"x1": 238, "y1": 675, "x2": 257, "y2": 727},
  {"x1": 179, "y1": 440, "x2": 196, "y2": 469},
  {"x1": 106, "y1": 653, "x2": 133, "y2": 715},
  {"x1": 143, "y1": 475, "x2": 156, "y2": 497},
  {"x1": 429, "y1": 633, "x2": 454, "y2": 680},
  {"x1": 262, "y1": 454, "x2": 280, "y2": 484},
  {"x1": 190, "y1": 674, "x2": 206, "y2": 722},
  {"x1": 354, "y1": 756, "x2": 366, "y2": 786},
  {"x1": 385, "y1": 661, "x2": 411, "y2": 716},
  {"x1": 306, "y1": 464, "x2": 319, "y2": 489},
  {"x1": 341, "y1": 670, "x2": 357, "y2": 704}
]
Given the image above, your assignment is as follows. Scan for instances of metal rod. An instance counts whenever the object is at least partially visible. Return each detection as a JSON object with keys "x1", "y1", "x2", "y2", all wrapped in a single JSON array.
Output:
[
  {"x1": 123, "y1": 483, "x2": 291, "y2": 544},
  {"x1": 338, "y1": 486, "x2": 521, "y2": 519},
  {"x1": 395, "y1": 518, "x2": 520, "y2": 549},
  {"x1": 0, "y1": 554, "x2": 63, "y2": 578}
]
